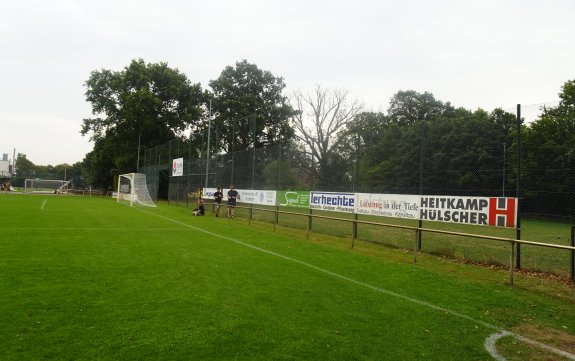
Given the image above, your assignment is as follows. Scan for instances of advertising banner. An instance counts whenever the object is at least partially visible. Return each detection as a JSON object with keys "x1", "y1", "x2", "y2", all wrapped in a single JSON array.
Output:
[
  {"x1": 419, "y1": 195, "x2": 517, "y2": 228},
  {"x1": 237, "y1": 189, "x2": 277, "y2": 206},
  {"x1": 277, "y1": 191, "x2": 310, "y2": 208},
  {"x1": 203, "y1": 187, "x2": 517, "y2": 228},
  {"x1": 171, "y1": 158, "x2": 183, "y2": 177},
  {"x1": 355, "y1": 193, "x2": 419, "y2": 219},
  {"x1": 310, "y1": 191, "x2": 355, "y2": 213},
  {"x1": 202, "y1": 187, "x2": 218, "y2": 199}
]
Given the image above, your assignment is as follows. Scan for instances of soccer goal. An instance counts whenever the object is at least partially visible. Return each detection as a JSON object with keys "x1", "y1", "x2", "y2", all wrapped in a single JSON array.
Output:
[
  {"x1": 117, "y1": 173, "x2": 156, "y2": 207},
  {"x1": 24, "y1": 178, "x2": 68, "y2": 193}
]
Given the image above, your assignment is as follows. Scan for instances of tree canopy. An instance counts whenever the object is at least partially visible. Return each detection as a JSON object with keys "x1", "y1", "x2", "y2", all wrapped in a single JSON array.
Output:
[
  {"x1": 81, "y1": 59, "x2": 204, "y2": 187},
  {"x1": 207, "y1": 60, "x2": 297, "y2": 153},
  {"x1": 291, "y1": 85, "x2": 363, "y2": 189}
]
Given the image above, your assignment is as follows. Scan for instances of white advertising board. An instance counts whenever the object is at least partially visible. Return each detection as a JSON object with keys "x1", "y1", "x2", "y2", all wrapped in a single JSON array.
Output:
[
  {"x1": 171, "y1": 158, "x2": 183, "y2": 177},
  {"x1": 419, "y1": 195, "x2": 517, "y2": 228},
  {"x1": 310, "y1": 191, "x2": 355, "y2": 213},
  {"x1": 237, "y1": 189, "x2": 277, "y2": 206},
  {"x1": 355, "y1": 193, "x2": 419, "y2": 219}
]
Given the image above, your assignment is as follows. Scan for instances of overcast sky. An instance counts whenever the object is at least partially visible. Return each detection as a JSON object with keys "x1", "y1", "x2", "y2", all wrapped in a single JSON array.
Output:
[{"x1": 1, "y1": 0, "x2": 573, "y2": 166}]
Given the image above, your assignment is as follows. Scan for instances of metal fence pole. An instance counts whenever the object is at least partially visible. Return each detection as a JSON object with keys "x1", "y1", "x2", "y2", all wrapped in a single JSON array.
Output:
[
  {"x1": 307, "y1": 209, "x2": 312, "y2": 239},
  {"x1": 273, "y1": 207, "x2": 278, "y2": 232},
  {"x1": 510, "y1": 241, "x2": 515, "y2": 286},
  {"x1": 418, "y1": 118, "x2": 424, "y2": 251},
  {"x1": 251, "y1": 115, "x2": 256, "y2": 190},
  {"x1": 571, "y1": 225, "x2": 575, "y2": 283},
  {"x1": 231, "y1": 118, "x2": 235, "y2": 185},
  {"x1": 353, "y1": 134, "x2": 359, "y2": 241},
  {"x1": 516, "y1": 104, "x2": 522, "y2": 269},
  {"x1": 414, "y1": 230, "x2": 418, "y2": 263}
]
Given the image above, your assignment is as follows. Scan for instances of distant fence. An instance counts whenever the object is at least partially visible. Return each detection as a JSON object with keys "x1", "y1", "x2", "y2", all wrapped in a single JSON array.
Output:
[
  {"x1": 228, "y1": 204, "x2": 575, "y2": 284},
  {"x1": 140, "y1": 102, "x2": 575, "y2": 279}
]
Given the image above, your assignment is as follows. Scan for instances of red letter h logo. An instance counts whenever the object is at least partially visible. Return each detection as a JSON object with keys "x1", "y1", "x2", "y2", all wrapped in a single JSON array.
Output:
[{"x1": 488, "y1": 198, "x2": 517, "y2": 228}]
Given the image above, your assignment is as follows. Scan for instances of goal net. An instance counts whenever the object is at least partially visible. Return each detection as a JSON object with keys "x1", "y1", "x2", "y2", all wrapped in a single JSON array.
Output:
[
  {"x1": 24, "y1": 179, "x2": 68, "y2": 193},
  {"x1": 117, "y1": 173, "x2": 156, "y2": 207}
]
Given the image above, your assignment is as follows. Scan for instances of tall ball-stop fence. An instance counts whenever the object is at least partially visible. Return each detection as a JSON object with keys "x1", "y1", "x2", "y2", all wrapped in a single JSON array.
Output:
[{"x1": 140, "y1": 103, "x2": 575, "y2": 279}]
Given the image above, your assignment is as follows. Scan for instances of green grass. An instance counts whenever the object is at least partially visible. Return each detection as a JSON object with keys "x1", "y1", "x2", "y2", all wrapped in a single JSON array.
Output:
[
  {"x1": 231, "y1": 204, "x2": 574, "y2": 278},
  {"x1": 1, "y1": 194, "x2": 574, "y2": 360}
]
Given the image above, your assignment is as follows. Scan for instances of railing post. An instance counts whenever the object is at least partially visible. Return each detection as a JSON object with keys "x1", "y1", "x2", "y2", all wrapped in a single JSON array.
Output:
[
  {"x1": 352, "y1": 218, "x2": 357, "y2": 249},
  {"x1": 273, "y1": 207, "x2": 277, "y2": 232},
  {"x1": 275, "y1": 205, "x2": 279, "y2": 226},
  {"x1": 307, "y1": 208, "x2": 313, "y2": 239},
  {"x1": 515, "y1": 104, "x2": 522, "y2": 270},
  {"x1": 414, "y1": 230, "x2": 418, "y2": 264},
  {"x1": 509, "y1": 241, "x2": 515, "y2": 286},
  {"x1": 571, "y1": 225, "x2": 575, "y2": 284},
  {"x1": 249, "y1": 204, "x2": 253, "y2": 226}
]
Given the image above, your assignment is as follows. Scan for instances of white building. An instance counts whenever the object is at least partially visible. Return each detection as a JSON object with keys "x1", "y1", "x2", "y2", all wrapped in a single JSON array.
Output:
[{"x1": 0, "y1": 153, "x2": 12, "y2": 178}]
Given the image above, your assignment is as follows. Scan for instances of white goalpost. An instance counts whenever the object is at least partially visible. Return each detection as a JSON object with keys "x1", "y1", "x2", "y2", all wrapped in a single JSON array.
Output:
[
  {"x1": 117, "y1": 173, "x2": 156, "y2": 207},
  {"x1": 24, "y1": 178, "x2": 69, "y2": 193}
]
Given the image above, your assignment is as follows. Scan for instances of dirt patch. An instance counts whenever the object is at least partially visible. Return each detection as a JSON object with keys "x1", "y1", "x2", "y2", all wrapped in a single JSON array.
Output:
[{"x1": 514, "y1": 323, "x2": 575, "y2": 354}]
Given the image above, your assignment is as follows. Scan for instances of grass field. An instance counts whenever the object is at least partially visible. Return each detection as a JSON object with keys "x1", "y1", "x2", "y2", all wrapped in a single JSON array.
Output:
[
  {"x1": 1, "y1": 194, "x2": 574, "y2": 360},
  {"x1": 228, "y1": 204, "x2": 574, "y2": 278}
]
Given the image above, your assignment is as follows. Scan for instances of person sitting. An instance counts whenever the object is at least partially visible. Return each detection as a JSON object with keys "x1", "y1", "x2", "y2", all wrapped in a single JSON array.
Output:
[{"x1": 193, "y1": 200, "x2": 205, "y2": 216}]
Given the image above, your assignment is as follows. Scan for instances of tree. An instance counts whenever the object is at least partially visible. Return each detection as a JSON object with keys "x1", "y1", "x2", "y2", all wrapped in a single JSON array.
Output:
[
  {"x1": 291, "y1": 85, "x2": 363, "y2": 189},
  {"x1": 262, "y1": 160, "x2": 298, "y2": 189},
  {"x1": 207, "y1": 60, "x2": 297, "y2": 153},
  {"x1": 15, "y1": 153, "x2": 35, "y2": 178},
  {"x1": 387, "y1": 90, "x2": 454, "y2": 126},
  {"x1": 523, "y1": 79, "x2": 575, "y2": 215},
  {"x1": 81, "y1": 59, "x2": 204, "y2": 187}
]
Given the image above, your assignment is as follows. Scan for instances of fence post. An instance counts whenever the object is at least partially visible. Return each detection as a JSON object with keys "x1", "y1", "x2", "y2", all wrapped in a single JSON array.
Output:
[
  {"x1": 516, "y1": 104, "x2": 522, "y2": 269},
  {"x1": 413, "y1": 230, "x2": 418, "y2": 264},
  {"x1": 418, "y1": 117, "x2": 425, "y2": 252},
  {"x1": 251, "y1": 115, "x2": 256, "y2": 190},
  {"x1": 307, "y1": 209, "x2": 312, "y2": 239},
  {"x1": 275, "y1": 205, "x2": 279, "y2": 226},
  {"x1": 509, "y1": 241, "x2": 515, "y2": 286},
  {"x1": 571, "y1": 225, "x2": 574, "y2": 283},
  {"x1": 249, "y1": 204, "x2": 253, "y2": 226},
  {"x1": 273, "y1": 207, "x2": 277, "y2": 232},
  {"x1": 352, "y1": 218, "x2": 357, "y2": 249}
]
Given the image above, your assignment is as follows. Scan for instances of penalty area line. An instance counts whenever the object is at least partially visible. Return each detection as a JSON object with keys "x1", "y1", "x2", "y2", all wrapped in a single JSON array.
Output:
[{"x1": 137, "y1": 207, "x2": 575, "y2": 361}]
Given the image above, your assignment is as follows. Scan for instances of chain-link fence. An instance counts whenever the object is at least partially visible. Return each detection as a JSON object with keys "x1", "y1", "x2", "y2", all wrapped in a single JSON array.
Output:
[{"x1": 141, "y1": 102, "x2": 575, "y2": 279}]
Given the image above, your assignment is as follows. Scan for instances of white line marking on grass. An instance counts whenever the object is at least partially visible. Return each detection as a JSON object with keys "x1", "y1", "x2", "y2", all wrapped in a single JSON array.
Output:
[
  {"x1": 3, "y1": 227, "x2": 190, "y2": 232},
  {"x1": 485, "y1": 331, "x2": 512, "y2": 361},
  {"x1": 138, "y1": 208, "x2": 575, "y2": 361},
  {"x1": 40, "y1": 199, "x2": 47, "y2": 210}
]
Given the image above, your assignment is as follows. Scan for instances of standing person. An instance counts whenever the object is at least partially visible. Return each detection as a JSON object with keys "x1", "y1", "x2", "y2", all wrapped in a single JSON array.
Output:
[
  {"x1": 193, "y1": 199, "x2": 205, "y2": 216},
  {"x1": 213, "y1": 187, "x2": 223, "y2": 217},
  {"x1": 227, "y1": 185, "x2": 238, "y2": 218}
]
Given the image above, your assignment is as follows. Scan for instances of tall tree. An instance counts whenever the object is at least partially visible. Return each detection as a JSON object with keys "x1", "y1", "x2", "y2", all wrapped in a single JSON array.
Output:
[
  {"x1": 207, "y1": 60, "x2": 297, "y2": 153},
  {"x1": 523, "y1": 79, "x2": 575, "y2": 215},
  {"x1": 343, "y1": 111, "x2": 389, "y2": 191},
  {"x1": 81, "y1": 59, "x2": 204, "y2": 187},
  {"x1": 291, "y1": 85, "x2": 363, "y2": 189},
  {"x1": 387, "y1": 90, "x2": 454, "y2": 125},
  {"x1": 15, "y1": 153, "x2": 35, "y2": 178}
]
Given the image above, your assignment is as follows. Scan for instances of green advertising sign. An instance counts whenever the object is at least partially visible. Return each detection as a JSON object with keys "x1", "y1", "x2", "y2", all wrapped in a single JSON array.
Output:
[{"x1": 276, "y1": 191, "x2": 310, "y2": 208}]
